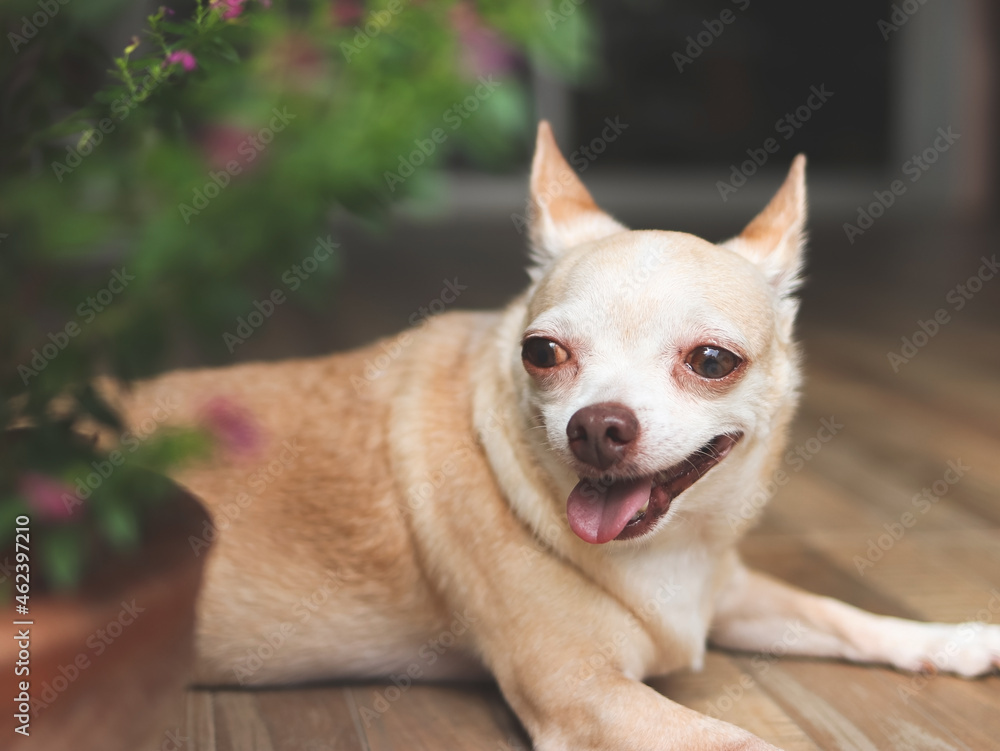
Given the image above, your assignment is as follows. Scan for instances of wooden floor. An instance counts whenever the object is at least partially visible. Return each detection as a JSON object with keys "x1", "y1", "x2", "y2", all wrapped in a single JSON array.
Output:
[{"x1": 179, "y1": 221, "x2": 1000, "y2": 750}]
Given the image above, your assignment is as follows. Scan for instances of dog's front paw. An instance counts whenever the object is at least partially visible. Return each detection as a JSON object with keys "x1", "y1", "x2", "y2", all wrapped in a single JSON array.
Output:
[
  {"x1": 535, "y1": 713, "x2": 783, "y2": 751},
  {"x1": 693, "y1": 717, "x2": 783, "y2": 751},
  {"x1": 886, "y1": 621, "x2": 1000, "y2": 677}
]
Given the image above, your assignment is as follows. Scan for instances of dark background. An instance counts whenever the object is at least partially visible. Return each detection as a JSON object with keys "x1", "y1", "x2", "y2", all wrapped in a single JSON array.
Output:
[{"x1": 174, "y1": 0, "x2": 999, "y2": 369}]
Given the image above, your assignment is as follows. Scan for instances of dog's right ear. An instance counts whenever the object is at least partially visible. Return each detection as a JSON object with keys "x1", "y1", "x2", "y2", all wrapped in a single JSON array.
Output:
[{"x1": 527, "y1": 121, "x2": 626, "y2": 275}]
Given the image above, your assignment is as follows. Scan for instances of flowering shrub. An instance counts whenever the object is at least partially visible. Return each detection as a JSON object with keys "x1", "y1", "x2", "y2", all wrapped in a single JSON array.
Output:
[{"x1": 0, "y1": 0, "x2": 592, "y2": 590}]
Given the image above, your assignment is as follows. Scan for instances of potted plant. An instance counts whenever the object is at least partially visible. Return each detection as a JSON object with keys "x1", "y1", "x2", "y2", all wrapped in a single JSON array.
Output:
[{"x1": 0, "y1": 0, "x2": 590, "y2": 745}]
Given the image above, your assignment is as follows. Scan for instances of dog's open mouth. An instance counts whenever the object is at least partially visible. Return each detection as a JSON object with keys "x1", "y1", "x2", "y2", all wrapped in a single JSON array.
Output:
[{"x1": 566, "y1": 433, "x2": 744, "y2": 544}]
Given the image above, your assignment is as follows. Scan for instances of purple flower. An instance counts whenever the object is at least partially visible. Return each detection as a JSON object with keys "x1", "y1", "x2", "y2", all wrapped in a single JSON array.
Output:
[
  {"x1": 450, "y1": 2, "x2": 515, "y2": 78},
  {"x1": 331, "y1": 0, "x2": 364, "y2": 26},
  {"x1": 165, "y1": 49, "x2": 197, "y2": 71},
  {"x1": 212, "y1": 0, "x2": 246, "y2": 20},
  {"x1": 210, "y1": 0, "x2": 269, "y2": 20},
  {"x1": 199, "y1": 123, "x2": 257, "y2": 172},
  {"x1": 199, "y1": 396, "x2": 262, "y2": 459},
  {"x1": 262, "y1": 32, "x2": 329, "y2": 88},
  {"x1": 18, "y1": 473, "x2": 78, "y2": 521}
]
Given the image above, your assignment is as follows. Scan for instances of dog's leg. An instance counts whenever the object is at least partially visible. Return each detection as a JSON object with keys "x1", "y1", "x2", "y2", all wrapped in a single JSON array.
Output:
[
  {"x1": 710, "y1": 563, "x2": 1000, "y2": 676},
  {"x1": 491, "y1": 664, "x2": 778, "y2": 751},
  {"x1": 473, "y1": 595, "x2": 780, "y2": 751}
]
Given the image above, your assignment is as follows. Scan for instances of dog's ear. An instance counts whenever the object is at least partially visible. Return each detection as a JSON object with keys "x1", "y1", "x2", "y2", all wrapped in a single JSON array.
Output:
[
  {"x1": 527, "y1": 121, "x2": 626, "y2": 274},
  {"x1": 722, "y1": 155, "x2": 807, "y2": 310}
]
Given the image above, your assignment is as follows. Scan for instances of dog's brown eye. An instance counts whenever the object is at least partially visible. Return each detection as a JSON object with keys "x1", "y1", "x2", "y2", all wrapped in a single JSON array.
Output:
[
  {"x1": 522, "y1": 337, "x2": 570, "y2": 369},
  {"x1": 686, "y1": 346, "x2": 741, "y2": 379}
]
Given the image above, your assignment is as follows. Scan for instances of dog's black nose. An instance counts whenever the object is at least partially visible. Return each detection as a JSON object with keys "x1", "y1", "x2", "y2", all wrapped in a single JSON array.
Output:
[{"x1": 566, "y1": 403, "x2": 639, "y2": 471}]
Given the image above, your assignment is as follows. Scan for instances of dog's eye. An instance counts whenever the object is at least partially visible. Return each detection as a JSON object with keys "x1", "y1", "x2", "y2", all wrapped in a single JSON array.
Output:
[
  {"x1": 686, "y1": 346, "x2": 741, "y2": 379},
  {"x1": 522, "y1": 337, "x2": 570, "y2": 369}
]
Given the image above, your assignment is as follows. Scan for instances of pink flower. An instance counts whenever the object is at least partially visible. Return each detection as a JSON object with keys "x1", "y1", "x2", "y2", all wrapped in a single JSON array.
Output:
[
  {"x1": 331, "y1": 0, "x2": 363, "y2": 26},
  {"x1": 18, "y1": 473, "x2": 79, "y2": 521},
  {"x1": 199, "y1": 397, "x2": 262, "y2": 459},
  {"x1": 450, "y1": 2, "x2": 515, "y2": 78},
  {"x1": 165, "y1": 49, "x2": 197, "y2": 71},
  {"x1": 212, "y1": 0, "x2": 247, "y2": 19},
  {"x1": 262, "y1": 32, "x2": 329, "y2": 89},
  {"x1": 199, "y1": 124, "x2": 257, "y2": 172}
]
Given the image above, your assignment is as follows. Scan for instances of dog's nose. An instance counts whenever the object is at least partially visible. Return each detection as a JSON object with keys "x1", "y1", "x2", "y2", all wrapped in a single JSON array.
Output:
[{"x1": 566, "y1": 403, "x2": 639, "y2": 471}]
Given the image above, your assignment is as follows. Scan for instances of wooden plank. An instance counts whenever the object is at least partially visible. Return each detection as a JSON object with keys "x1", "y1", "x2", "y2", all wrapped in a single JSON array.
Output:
[
  {"x1": 884, "y1": 668, "x2": 1000, "y2": 748},
  {"x1": 806, "y1": 530, "x2": 1000, "y2": 623},
  {"x1": 799, "y1": 373, "x2": 1000, "y2": 494},
  {"x1": 792, "y1": 430, "x2": 989, "y2": 533},
  {"x1": 351, "y1": 683, "x2": 523, "y2": 751},
  {"x1": 805, "y1": 326, "x2": 1000, "y2": 434},
  {"x1": 740, "y1": 659, "x2": 983, "y2": 751},
  {"x1": 739, "y1": 535, "x2": 918, "y2": 620},
  {"x1": 758, "y1": 468, "x2": 895, "y2": 536},
  {"x1": 212, "y1": 692, "x2": 276, "y2": 751},
  {"x1": 795, "y1": 401, "x2": 1000, "y2": 528},
  {"x1": 185, "y1": 690, "x2": 216, "y2": 751},
  {"x1": 256, "y1": 688, "x2": 367, "y2": 751},
  {"x1": 651, "y1": 652, "x2": 822, "y2": 751}
]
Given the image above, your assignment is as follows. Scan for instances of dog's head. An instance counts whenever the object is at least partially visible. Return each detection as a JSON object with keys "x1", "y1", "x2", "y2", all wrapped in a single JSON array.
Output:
[{"x1": 515, "y1": 122, "x2": 804, "y2": 545}]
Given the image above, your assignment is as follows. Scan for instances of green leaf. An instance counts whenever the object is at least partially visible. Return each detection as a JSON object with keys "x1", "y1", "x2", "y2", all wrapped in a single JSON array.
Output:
[
  {"x1": 97, "y1": 499, "x2": 141, "y2": 549},
  {"x1": 212, "y1": 36, "x2": 241, "y2": 63},
  {"x1": 159, "y1": 21, "x2": 197, "y2": 36},
  {"x1": 41, "y1": 528, "x2": 85, "y2": 591}
]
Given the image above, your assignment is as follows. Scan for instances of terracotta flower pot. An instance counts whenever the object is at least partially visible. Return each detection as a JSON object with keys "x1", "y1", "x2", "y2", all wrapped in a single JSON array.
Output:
[{"x1": 1, "y1": 488, "x2": 211, "y2": 750}]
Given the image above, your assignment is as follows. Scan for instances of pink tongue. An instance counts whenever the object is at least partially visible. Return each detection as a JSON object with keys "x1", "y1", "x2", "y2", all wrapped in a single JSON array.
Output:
[{"x1": 567, "y1": 477, "x2": 654, "y2": 544}]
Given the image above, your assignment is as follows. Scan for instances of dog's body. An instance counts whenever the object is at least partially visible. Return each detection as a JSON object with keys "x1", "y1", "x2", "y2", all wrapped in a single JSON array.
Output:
[{"x1": 113, "y1": 124, "x2": 1000, "y2": 750}]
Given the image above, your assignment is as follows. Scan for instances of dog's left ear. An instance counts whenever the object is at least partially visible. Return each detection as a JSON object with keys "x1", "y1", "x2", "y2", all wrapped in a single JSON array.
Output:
[
  {"x1": 527, "y1": 121, "x2": 626, "y2": 274},
  {"x1": 722, "y1": 155, "x2": 807, "y2": 312}
]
